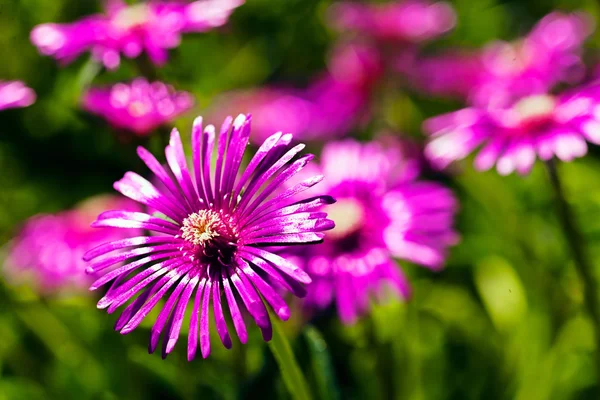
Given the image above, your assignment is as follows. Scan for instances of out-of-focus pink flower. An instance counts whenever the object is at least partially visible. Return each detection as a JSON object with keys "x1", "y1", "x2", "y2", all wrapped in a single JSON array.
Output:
[
  {"x1": 0, "y1": 81, "x2": 36, "y2": 110},
  {"x1": 31, "y1": 0, "x2": 244, "y2": 69},
  {"x1": 394, "y1": 49, "x2": 483, "y2": 99},
  {"x1": 397, "y1": 12, "x2": 593, "y2": 107},
  {"x1": 329, "y1": 1, "x2": 456, "y2": 43},
  {"x1": 285, "y1": 139, "x2": 458, "y2": 324},
  {"x1": 210, "y1": 40, "x2": 380, "y2": 143},
  {"x1": 303, "y1": 74, "x2": 371, "y2": 140},
  {"x1": 209, "y1": 88, "x2": 314, "y2": 144},
  {"x1": 327, "y1": 41, "x2": 383, "y2": 89},
  {"x1": 82, "y1": 78, "x2": 194, "y2": 135},
  {"x1": 211, "y1": 75, "x2": 372, "y2": 143},
  {"x1": 423, "y1": 82, "x2": 600, "y2": 175},
  {"x1": 4, "y1": 195, "x2": 141, "y2": 293}
]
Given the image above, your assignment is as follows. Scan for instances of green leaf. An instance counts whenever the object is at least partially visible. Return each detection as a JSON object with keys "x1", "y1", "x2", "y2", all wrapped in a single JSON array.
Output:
[{"x1": 267, "y1": 314, "x2": 312, "y2": 400}]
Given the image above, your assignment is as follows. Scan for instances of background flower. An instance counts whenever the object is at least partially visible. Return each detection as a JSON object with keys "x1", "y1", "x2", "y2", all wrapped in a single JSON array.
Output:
[
  {"x1": 0, "y1": 81, "x2": 36, "y2": 110},
  {"x1": 4, "y1": 195, "x2": 140, "y2": 293},
  {"x1": 286, "y1": 139, "x2": 458, "y2": 324},
  {"x1": 82, "y1": 78, "x2": 194, "y2": 135}
]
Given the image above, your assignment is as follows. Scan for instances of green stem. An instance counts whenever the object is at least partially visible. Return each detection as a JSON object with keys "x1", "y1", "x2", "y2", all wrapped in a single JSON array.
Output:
[
  {"x1": 267, "y1": 315, "x2": 312, "y2": 400},
  {"x1": 545, "y1": 160, "x2": 600, "y2": 385}
]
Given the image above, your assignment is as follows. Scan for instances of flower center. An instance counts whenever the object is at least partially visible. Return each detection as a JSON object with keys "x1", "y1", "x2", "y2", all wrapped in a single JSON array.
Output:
[
  {"x1": 114, "y1": 4, "x2": 150, "y2": 30},
  {"x1": 325, "y1": 199, "x2": 365, "y2": 240},
  {"x1": 180, "y1": 210, "x2": 238, "y2": 268},
  {"x1": 513, "y1": 94, "x2": 556, "y2": 127}
]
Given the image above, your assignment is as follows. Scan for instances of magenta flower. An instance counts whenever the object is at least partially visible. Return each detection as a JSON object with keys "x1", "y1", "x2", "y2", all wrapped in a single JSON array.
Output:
[
  {"x1": 424, "y1": 83, "x2": 600, "y2": 175},
  {"x1": 4, "y1": 195, "x2": 141, "y2": 293},
  {"x1": 31, "y1": 0, "x2": 243, "y2": 69},
  {"x1": 472, "y1": 12, "x2": 593, "y2": 108},
  {"x1": 329, "y1": 0, "x2": 456, "y2": 43},
  {"x1": 83, "y1": 114, "x2": 334, "y2": 359},
  {"x1": 82, "y1": 78, "x2": 194, "y2": 135},
  {"x1": 0, "y1": 81, "x2": 36, "y2": 110},
  {"x1": 286, "y1": 140, "x2": 458, "y2": 324},
  {"x1": 394, "y1": 49, "x2": 484, "y2": 99},
  {"x1": 209, "y1": 88, "x2": 314, "y2": 145},
  {"x1": 396, "y1": 12, "x2": 593, "y2": 106},
  {"x1": 210, "y1": 75, "x2": 371, "y2": 144}
]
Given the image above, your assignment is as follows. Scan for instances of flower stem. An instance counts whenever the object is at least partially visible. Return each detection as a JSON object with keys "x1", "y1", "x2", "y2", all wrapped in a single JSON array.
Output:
[
  {"x1": 267, "y1": 314, "x2": 313, "y2": 400},
  {"x1": 545, "y1": 160, "x2": 600, "y2": 383}
]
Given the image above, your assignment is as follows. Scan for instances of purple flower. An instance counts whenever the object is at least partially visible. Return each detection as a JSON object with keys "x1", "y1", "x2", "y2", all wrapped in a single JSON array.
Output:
[
  {"x1": 210, "y1": 75, "x2": 371, "y2": 144},
  {"x1": 0, "y1": 81, "x2": 36, "y2": 110},
  {"x1": 209, "y1": 88, "x2": 314, "y2": 145},
  {"x1": 394, "y1": 49, "x2": 483, "y2": 99},
  {"x1": 396, "y1": 12, "x2": 593, "y2": 106},
  {"x1": 4, "y1": 195, "x2": 141, "y2": 293},
  {"x1": 83, "y1": 114, "x2": 334, "y2": 359},
  {"x1": 329, "y1": 1, "x2": 456, "y2": 43},
  {"x1": 472, "y1": 12, "x2": 593, "y2": 108},
  {"x1": 423, "y1": 83, "x2": 600, "y2": 175},
  {"x1": 82, "y1": 78, "x2": 194, "y2": 135},
  {"x1": 286, "y1": 140, "x2": 458, "y2": 324},
  {"x1": 31, "y1": 0, "x2": 243, "y2": 69}
]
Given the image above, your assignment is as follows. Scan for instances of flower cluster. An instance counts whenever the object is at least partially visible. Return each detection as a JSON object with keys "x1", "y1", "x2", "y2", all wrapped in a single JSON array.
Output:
[
  {"x1": 19, "y1": 0, "x2": 600, "y2": 365},
  {"x1": 31, "y1": 0, "x2": 244, "y2": 69}
]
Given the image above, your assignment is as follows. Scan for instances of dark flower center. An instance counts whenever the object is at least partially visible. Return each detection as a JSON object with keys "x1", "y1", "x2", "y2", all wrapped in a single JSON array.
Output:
[{"x1": 180, "y1": 210, "x2": 238, "y2": 270}]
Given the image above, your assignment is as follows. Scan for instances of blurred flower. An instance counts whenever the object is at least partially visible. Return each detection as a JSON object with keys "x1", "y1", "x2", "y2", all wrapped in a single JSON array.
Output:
[
  {"x1": 287, "y1": 139, "x2": 458, "y2": 324},
  {"x1": 329, "y1": 0, "x2": 456, "y2": 43},
  {"x1": 210, "y1": 76, "x2": 370, "y2": 143},
  {"x1": 327, "y1": 41, "x2": 383, "y2": 89},
  {"x1": 84, "y1": 114, "x2": 334, "y2": 359},
  {"x1": 472, "y1": 11, "x2": 593, "y2": 108},
  {"x1": 210, "y1": 42, "x2": 380, "y2": 143},
  {"x1": 394, "y1": 49, "x2": 483, "y2": 99},
  {"x1": 424, "y1": 83, "x2": 600, "y2": 175},
  {"x1": 396, "y1": 12, "x2": 593, "y2": 106},
  {"x1": 0, "y1": 80, "x2": 36, "y2": 110},
  {"x1": 209, "y1": 88, "x2": 314, "y2": 144},
  {"x1": 4, "y1": 195, "x2": 140, "y2": 293},
  {"x1": 31, "y1": 0, "x2": 243, "y2": 69},
  {"x1": 82, "y1": 78, "x2": 194, "y2": 135}
]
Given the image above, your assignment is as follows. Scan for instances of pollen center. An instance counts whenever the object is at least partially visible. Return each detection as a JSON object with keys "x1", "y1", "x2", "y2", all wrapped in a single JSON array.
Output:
[
  {"x1": 513, "y1": 94, "x2": 556, "y2": 126},
  {"x1": 325, "y1": 198, "x2": 365, "y2": 240},
  {"x1": 181, "y1": 210, "x2": 235, "y2": 245},
  {"x1": 114, "y1": 4, "x2": 150, "y2": 30}
]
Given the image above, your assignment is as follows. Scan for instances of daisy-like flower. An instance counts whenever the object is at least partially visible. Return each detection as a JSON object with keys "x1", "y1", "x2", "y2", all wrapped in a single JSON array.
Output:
[
  {"x1": 423, "y1": 83, "x2": 600, "y2": 175},
  {"x1": 286, "y1": 139, "x2": 458, "y2": 324},
  {"x1": 397, "y1": 12, "x2": 593, "y2": 106},
  {"x1": 4, "y1": 195, "x2": 140, "y2": 293},
  {"x1": 0, "y1": 81, "x2": 36, "y2": 110},
  {"x1": 329, "y1": 0, "x2": 456, "y2": 43},
  {"x1": 31, "y1": 0, "x2": 244, "y2": 69},
  {"x1": 83, "y1": 114, "x2": 334, "y2": 359},
  {"x1": 82, "y1": 78, "x2": 194, "y2": 135},
  {"x1": 472, "y1": 11, "x2": 593, "y2": 108}
]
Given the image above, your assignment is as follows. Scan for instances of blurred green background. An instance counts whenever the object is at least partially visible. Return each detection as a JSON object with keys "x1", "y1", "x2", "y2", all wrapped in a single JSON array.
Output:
[{"x1": 4, "y1": 0, "x2": 600, "y2": 399}]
